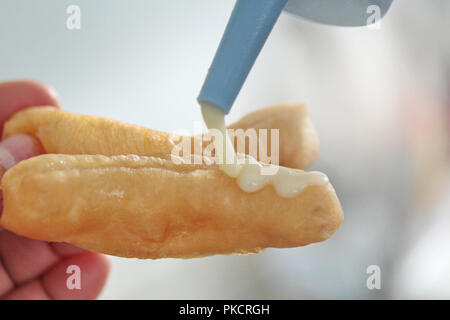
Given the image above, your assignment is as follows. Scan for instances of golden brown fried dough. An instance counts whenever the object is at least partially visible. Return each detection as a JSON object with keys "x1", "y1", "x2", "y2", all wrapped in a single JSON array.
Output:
[
  {"x1": 228, "y1": 104, "x2": 318, "y2": 169},
  {"x1": 0, "y1": 154, "x2": 343, "y2": 259},
  {"x1": 2, "y1": 104, "x2": 318, "y2": 169}
]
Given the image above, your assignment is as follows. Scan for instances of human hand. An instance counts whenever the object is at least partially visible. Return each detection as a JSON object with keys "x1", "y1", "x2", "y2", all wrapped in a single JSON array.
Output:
[{"x1": 0, "y1": 80, "x2": 110, "y2": 300}]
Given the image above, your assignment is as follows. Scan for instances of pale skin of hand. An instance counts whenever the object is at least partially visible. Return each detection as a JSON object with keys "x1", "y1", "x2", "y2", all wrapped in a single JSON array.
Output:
[{"x1": 0, "y1": 80, "x2": 110, "y2": 300}]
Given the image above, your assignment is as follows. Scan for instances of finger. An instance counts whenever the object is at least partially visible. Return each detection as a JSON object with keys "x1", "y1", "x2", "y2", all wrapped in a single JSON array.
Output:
[
  {"x1": 0, "y1": 259, "x2": 14, "y2": 297},
  {"x1": 0, "y1": 80, "x2": 60, "y2": 136},
  {"x1": 0, "y1": 230, "x2": 59, "y2": 285},
  {"x1": 3, "y1": 280, "x2": 50, "y2": 300},
  {"x1": 41, "y1": 252, "x2": 110, "y2": 300}
]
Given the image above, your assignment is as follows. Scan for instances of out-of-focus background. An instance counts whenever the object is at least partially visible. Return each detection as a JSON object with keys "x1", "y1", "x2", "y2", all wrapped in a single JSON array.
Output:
[{"x1": 1, "y1": 0, "x2": 449, "y2": 299}]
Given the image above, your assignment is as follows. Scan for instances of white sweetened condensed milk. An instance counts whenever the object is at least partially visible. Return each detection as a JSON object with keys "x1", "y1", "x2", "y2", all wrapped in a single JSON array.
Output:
[{"x1": 201, "y1": 103, "x2": 329, "y2": 198}]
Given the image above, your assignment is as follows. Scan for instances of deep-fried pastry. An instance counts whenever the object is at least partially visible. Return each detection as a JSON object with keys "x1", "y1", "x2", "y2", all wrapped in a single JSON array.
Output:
[{"x1": 0, "y1": 154, "x2": 343, "y2": 259}]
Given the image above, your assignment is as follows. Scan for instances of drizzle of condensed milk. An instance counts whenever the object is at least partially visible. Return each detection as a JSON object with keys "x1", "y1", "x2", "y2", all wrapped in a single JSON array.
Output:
[{"x1": 201, "y1": 103, "x2": 329, "y2": 198}]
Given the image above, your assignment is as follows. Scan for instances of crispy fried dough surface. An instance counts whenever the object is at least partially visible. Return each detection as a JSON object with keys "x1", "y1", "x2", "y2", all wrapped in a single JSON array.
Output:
[
  {"x1": 1, "y1": 154, "x2": 343, "y2": 259},
  {"x1": 0, "y1": 104, "x2": 342, "y2": 259},
  {"x1": 3, "y1": 104, "x2": 318, "y2": 169}
]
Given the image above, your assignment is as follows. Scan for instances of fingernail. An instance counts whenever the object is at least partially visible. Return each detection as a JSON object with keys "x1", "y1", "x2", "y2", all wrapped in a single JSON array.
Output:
[
  {"x1": 0, "y1": 167, "x2": 4, "y2": 222},
  {"x1": 0, "y1": 134, "x2": 43, "y2": 222},
  {"x1": 0, "y1": 146, "x2": 16, "y2": 171},
  {"x1": 0, "y1": 134, "x2": 43, "y2": 170},
  {"x1": 0, "y1": 141, "x2": 13, "y2": 222}
]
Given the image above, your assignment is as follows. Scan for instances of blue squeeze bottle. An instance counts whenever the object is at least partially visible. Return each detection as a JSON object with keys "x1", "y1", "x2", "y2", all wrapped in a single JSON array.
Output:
[{"x1": 198, "y1": 0, "x2": 393, "y2": 114}]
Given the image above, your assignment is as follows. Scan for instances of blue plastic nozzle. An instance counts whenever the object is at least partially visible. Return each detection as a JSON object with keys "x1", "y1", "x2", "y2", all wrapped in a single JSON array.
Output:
[
  {"x1": 198, "y1": 0, "x2": 394, "y2": 115},
  {"x1": 198, "y1": 0, "x2": 287, "y2": 114}
]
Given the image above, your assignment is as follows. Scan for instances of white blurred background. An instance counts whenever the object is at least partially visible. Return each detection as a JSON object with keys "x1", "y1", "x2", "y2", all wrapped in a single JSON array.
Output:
[{"x1": 0, "y1": 0, "x2": 449, "y2": 299}]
